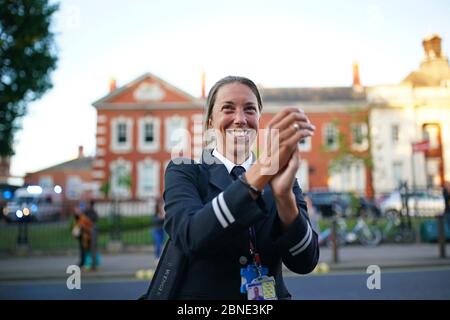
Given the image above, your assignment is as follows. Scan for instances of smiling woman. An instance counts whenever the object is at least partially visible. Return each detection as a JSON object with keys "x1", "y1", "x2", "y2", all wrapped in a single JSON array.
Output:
[{"x1": 144, "y1": 75, "x2": 319, "y2": 300}]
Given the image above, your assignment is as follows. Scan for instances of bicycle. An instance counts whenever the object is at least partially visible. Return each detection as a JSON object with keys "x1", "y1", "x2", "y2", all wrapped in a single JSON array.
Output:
[
  {"x1": 319, "y1": 204, "x2": 382, "y2": 247},
  {"x1": 380, "y1": 209, "x2": 415, "y2": 243}
]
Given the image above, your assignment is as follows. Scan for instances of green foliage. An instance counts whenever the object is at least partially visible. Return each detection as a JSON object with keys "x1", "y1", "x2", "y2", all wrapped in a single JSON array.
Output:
[
  {"x1": 0, "y1": 0, "x2": 59, "y2": 156},
  {"x1": 100, "y1": 182, "x2": 110, "y2": 198},
  {"x1": 97, "y1": 215, "x2": 152, "y2": 233},
  {"x1": 320, "y1": 116, "x2": 373, "y2": 175}
]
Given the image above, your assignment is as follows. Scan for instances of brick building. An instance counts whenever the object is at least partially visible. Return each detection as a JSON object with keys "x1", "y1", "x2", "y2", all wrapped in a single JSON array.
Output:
[
  {"x1": 92, "y1": 73, "x2": 204, "y2": 200},
  {"x1": 23, "y1": 146, "x2": 95, "y2": 201},
  {"x1": 92, "y1": 70, "x2": 374, "y2": 200}
]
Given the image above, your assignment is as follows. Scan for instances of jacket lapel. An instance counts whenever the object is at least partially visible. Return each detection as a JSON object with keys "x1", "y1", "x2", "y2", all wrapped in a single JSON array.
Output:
[{"x1": 201, "y1": 149, "x2": 232, "y2": 191}]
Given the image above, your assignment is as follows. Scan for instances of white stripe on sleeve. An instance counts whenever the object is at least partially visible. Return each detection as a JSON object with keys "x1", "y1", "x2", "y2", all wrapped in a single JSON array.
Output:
[
  {"x1": 289, "y1": 224, "x2": 311, "y2": 252},
  {"x1": 218, "y1": 192, "x2": 235, "y2": 224},
  {"x1": 290, "y1": 225, "x2": 313, "y2": 256},
  {"x1": 212, "y1": 197, "x2": 228, "y2": 228}
]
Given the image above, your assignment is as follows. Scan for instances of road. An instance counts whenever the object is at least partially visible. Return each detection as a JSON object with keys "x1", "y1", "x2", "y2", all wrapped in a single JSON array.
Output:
[{"x1": 1, "y1": 267, "x2": 449, "y2": 300}]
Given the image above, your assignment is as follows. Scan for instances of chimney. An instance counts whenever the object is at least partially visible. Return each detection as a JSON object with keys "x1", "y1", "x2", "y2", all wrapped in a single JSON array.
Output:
[
  {"x1": 352, "y1": 61, "x2": 362, "y2": 88},
  {"x1": 423, "y1": 34, "x2": 442, "y2": 59},
  {"x1": 109, "y1": 78, "x2": 117, "y2": 92},
  {"x1": 78, "y1": 145, "x2": 84, "y2": 158},
  {"x1": 201, "y1": 71, "x2": 206, "y2": 99}
]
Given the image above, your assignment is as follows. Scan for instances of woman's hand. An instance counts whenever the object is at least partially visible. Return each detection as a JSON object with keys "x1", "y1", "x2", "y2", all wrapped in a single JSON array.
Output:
[
  {"x1": 245, "y1": 108, "x2": 314, "y2": 191},
  {"x1": 259, "y1": 108, "x2": 314, "y2": 174},
  {"x1": 271, "y1": 150, "x2": 301, "y2": 229},
  {"x1": 270, "y1": 149, "x2": 300, "y2": 197}
]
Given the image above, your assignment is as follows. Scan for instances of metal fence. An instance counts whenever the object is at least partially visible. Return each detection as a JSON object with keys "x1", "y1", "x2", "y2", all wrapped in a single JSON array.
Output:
[{"x1": 0, "y1": 200, "x2": 157, "y2": 254}]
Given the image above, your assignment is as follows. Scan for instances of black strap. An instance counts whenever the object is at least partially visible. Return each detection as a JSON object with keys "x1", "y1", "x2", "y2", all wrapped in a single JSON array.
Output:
[{"x1": 139, "y1": 239, "x2": 187, "y2": 300}]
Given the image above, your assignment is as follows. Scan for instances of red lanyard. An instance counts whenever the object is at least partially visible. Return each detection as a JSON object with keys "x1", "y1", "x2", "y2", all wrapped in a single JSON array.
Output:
[{"x1": 248, "y1": 226, "x2": 263, "y2": 277}]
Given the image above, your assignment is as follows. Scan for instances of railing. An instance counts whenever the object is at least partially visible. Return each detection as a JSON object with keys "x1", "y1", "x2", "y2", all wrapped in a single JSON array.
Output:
[{"x1": 0, "y1": 200, "x2": 158, "y2": 254}]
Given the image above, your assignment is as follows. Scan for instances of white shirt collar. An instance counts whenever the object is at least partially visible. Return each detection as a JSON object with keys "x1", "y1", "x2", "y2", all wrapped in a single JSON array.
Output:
[{"x1": 212, "y1": 148, "x2": 253, "y2": 174}]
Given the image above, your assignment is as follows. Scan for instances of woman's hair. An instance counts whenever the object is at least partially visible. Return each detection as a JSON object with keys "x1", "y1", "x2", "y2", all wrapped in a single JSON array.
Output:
[{"x1": 204, "y1": 76, "x2": 263, "y2": 132}]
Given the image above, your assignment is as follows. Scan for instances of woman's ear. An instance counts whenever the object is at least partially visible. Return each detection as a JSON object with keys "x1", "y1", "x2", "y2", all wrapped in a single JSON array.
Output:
[{"x1": 207, "y1": 117, "x2": 212, "y2": 128}]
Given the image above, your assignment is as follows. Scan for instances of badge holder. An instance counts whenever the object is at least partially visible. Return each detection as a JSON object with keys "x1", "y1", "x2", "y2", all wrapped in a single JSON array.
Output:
[{"x1": 246, "y1": 275, "x2": 277, "y2": 300}]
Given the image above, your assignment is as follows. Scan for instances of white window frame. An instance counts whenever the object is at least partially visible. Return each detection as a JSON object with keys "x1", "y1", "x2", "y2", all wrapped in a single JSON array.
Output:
[
  {"x1": 165, "y1": 115, "x2": 188, "y2": 152},
  {"x1": 323, "y1": 123, "x2": 338, "y2": 151},
  {"x1": 109, "y1": 158, "x2": 132, "y2": 198},
  {"x1": 137, "y1": 158, "x2": 160, "y2": 199},
  {"x1": 351, "y1": 123, "x2": 368, "y2": 151},
  {"x1": 298, "y1": 136, "x2": 311, "y2": 152},
  {"x1": 111, "y1": 117, "x2": 133, "y2": 153},
  {"x1": 138, "y1": 116, "x2": 160, "y2": 153},
  {"x1": 392, "y1": 161, "x2": 403, "y2": 185},
  {"x1": 329, "y1": 161, "x2": 366, "y2": 193},
  {"x1": 295, "y1": 159, "x2": 309, "y2": 191}
]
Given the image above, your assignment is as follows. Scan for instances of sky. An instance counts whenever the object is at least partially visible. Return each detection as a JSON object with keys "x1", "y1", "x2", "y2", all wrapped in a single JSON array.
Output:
[{"x1": 9, "y1": 0, "x2": 450, "y2": 184}]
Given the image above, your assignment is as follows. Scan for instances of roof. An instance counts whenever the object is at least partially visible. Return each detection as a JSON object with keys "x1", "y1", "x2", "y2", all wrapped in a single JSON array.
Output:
[
  {"x1": 402, "y1": 68, "x2": 450, "y2": 87},
  {"x1": 260, "y1": 87, "x2": 366, "y2": 103},
  {"x1": 92, "y1": 72, "x2": 199, "y2": 107},
  {"x1": 27, "y1": 157, "x2": 94, "y2": 174}
]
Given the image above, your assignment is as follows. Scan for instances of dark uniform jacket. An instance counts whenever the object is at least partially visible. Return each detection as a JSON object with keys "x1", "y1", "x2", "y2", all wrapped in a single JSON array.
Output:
[{"x1": 163, "y1": 149, "x2": 319, "y2": 300}]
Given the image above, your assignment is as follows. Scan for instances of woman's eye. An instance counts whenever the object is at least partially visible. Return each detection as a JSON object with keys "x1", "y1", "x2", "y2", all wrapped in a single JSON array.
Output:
[{"x1": 222, "y1": 106, "x2": 234, "y2": 112}]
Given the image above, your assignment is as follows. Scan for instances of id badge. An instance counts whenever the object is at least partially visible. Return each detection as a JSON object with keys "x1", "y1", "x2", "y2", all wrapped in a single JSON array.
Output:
[
  {"x1": 246, "y1": 276, "x2": 277, "y2": 300},
  {"x1": 240, "y1": 265, "x2": 268, "y2": 294}
]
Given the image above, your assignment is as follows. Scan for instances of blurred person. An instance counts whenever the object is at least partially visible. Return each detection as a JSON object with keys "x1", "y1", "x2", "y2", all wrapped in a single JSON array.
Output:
[
  {"x1": 444, "y1": 181, "x2": 450, "y2": 227},
  {"x1": 83, "y1": 199, "x2": 99, "y2": 270},
  {"x1": 72, "y1": 206, "x2": 93, "y2": 268},
  {"x1": 151, "y1": 197, "x2": 166, "y2": 260},
  {"x1": 155, "y1": 75, "x2": 319, "y2": 300}
]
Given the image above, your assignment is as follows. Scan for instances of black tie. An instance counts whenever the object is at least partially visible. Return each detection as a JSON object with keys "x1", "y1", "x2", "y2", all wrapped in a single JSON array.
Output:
[{"x1": 230, "y1": 166, "x2": 246, "y2": 180}]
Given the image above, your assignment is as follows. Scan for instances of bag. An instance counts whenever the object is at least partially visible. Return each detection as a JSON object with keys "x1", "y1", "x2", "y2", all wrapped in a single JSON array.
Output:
[
  {"x1": 72, "y1": 225, "x2": 81, "y2": 238},
  {"x1": 140, "y1": 239, "x2": 187, "y2": 300}
]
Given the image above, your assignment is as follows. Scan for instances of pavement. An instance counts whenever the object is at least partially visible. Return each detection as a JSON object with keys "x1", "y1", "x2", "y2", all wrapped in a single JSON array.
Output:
[{"x1": 0, "y1": 243, "x2": 450, "y2": 282}]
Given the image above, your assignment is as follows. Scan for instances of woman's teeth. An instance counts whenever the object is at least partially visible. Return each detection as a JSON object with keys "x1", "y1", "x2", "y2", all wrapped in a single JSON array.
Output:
[{"x1": 226, "y1": 130, "x2": 248, "y2": 137}]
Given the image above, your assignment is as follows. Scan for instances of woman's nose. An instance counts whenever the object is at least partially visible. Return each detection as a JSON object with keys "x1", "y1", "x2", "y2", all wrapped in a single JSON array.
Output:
[{"x1": 234, "y1": 109, "x2": 247, "y2": 125}]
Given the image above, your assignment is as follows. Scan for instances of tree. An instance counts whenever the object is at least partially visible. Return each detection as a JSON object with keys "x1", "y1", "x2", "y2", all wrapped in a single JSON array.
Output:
[{"x1": 0, "y1": 0, "x2": 59, "y2": 158}]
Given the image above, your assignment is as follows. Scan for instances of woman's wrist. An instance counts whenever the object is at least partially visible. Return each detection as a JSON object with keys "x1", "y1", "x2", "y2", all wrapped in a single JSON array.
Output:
[
  {"x1": 274, "y1": 192, "x2": 299, "y2": 229},
  {"x1": 245, "y1": 163, "x2": 272, "y2": 190}
]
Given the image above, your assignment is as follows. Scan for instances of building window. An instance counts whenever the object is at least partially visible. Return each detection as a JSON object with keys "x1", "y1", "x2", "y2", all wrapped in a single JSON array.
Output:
[
  {"x1": 110, "y1": 159, "x2": 132, "y2": 198},
  {"x1": 298, "y1": 137, "x2": 311, "y2": 152},
  {"x1": 144, "y1": 123, "x2": 154, "y2": 143},
  {"x1": 66, "y1": 176, "x2": 83, "y2": 200},
  {"x1": 138, "y1": 117, "x2": 160, "y2": 153},
  {"x1": 328, "y1": 161, "x2": 366, "y2": 193},
  {"x1": 392, "y1": 161, "x2": 403, "y2": 185},
  {"x1": 351, "y1": 123, "x2": 368, "y2": 151},
  {"x1": 111, "y1": 117, "x2": 133, "y2": 153},
  {"x1": 39, "y1": 176, "x2": 53, "y2": 189},
  {"x1": 422, "y1": 124, "x2": 440, "y2": 149},
  {"x1": 118, "y1": 123, "x2": 127, "y2": 143},
  {"x1": 323, "y1": 123, "x2": 338, "y2": 150},
  {"x1": 391, "y1": 124, "x2": 399, "y2": 145},
  {"x1": 137, "y1": 159, "x2": 160, "y2": 199},
  {"x1": 165, "y1": 116, "x2": 188, "y2": 152}
]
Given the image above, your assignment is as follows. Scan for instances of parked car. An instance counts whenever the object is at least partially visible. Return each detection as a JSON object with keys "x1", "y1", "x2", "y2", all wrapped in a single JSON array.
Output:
[
  {"x1": 379, "y1": 190, "x2": 445, "y2": 217},
  {"x1": 307, "y1": 191, "x2": 352, "y2": 218},
  {"x1": 2, "y1": 186, "x2": 63, "y2": 222}
]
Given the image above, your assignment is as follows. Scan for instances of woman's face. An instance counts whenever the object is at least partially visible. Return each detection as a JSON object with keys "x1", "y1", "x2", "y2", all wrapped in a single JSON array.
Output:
[{"x1": 208, "y1": 82, "x2": 260, "y2": 162}]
